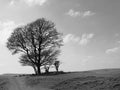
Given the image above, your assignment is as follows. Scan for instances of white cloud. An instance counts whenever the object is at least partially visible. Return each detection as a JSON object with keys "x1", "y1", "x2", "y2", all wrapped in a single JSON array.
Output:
[
  {"x1": 66, "y1": 9, "x2": 95, "y2": 18},
  {"x1": 22, "y1": 0, "x2": 47, "y2": 6},
  {"x1": 66, "y1": 9, "x2": 81, "y2": 17},
  {"x1": 82, "y1": 11, "x2": 95, "y2": 17},
  {"x1": 79, "y1": 33, "x2": 94, "y2": 46},
  {"x1": 63, "y1": 34, "x2": 80, "y2": 43},
  {"x1": 10, "y1": 0, "x2": 47, "y2": 6},
  {"x1": 106, "y1": 47, "x2": 120, "y2": 54},
  {"x1": 0, "y1": 21, "x2": 18, "y2": 45},
  {"x1": 63, "y1": 33, "x2": 94, "y2": 46},
  {"x1": 9, "y1": 0, "x2": 15, "y2": 6}
]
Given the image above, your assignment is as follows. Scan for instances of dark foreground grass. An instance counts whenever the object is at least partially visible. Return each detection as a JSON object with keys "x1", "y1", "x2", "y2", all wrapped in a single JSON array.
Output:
[
  {"x1": 0, "y1": 77, "x2": 9, "y2": 90},
  {"x1": 52, "y1": 76, "x2": 120, "y2": 90},
  {"x1": 23, "y1": 69, "x2": 120, "y2": 90}
]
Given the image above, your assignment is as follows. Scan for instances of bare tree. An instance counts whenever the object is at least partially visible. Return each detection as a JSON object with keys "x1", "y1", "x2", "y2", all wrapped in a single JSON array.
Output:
[
  {"x1": 7, "y1": 18, "x2": 63, "y2": 75},
  {"x1": 20, "y1": 48, "x2": 60, "y2": 74}
]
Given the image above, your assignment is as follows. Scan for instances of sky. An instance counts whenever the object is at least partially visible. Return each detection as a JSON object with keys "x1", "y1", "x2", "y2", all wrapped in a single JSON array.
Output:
[{"x1": 0, "y1": 0, "x2": 120, "y2": 74}]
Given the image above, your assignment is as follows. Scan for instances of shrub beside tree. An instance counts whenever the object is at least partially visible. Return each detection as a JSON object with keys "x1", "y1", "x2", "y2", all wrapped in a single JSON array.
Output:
[{"x1": 54, "y1": 61, "x2": 60, "y2": 73}]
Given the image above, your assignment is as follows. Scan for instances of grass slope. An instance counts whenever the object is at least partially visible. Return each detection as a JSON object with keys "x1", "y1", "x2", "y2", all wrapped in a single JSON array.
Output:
[
  {"x1": 1, "y1": 69, "x2": 120, "y2": 90},
  {"x1": 24, "y1": 69, "x2": 120, "y2": 90},
  {"x1": 0, "y1": 76, "x2": 9, "y2": 90}
]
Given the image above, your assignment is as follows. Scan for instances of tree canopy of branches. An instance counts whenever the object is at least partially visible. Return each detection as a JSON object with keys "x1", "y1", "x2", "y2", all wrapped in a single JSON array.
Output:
[{"x1": 7, "y1": 18, "x2": 63, "y2": 75}]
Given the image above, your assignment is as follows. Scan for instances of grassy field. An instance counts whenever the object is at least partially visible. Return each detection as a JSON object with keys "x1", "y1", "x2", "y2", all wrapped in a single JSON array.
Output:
[
  {"x1": 0, "y1": 76, "x2": 9, "y2": 90},
  {"x1": 1, "y1": 69, "x2": 120, "y2": 90},
  {"x1": 24, "y1": 69, "x2": 120, "y2": 90}
]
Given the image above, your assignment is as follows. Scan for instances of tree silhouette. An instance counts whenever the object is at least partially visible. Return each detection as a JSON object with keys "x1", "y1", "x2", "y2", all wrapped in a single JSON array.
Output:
[
  {"x1": 7, "y1": 18, "x2": 63, "y2": 75},
  {"x1": 54, "y1": 60, "x2": 60, "y2": 73}
]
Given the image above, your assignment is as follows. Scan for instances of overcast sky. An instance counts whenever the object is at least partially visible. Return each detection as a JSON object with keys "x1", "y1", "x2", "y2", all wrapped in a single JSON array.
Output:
[{"x1": 0, "y1": 0, "x2": 120, "y2": 74}]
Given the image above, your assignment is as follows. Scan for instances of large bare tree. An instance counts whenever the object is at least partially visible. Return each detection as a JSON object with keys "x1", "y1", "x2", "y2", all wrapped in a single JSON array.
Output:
[{"x1": 7, "y1": 18, "x2": 63, "y2": 75}]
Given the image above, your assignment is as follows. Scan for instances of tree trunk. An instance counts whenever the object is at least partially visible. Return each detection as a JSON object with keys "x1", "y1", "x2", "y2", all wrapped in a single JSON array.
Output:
[
  {"x1": 55, "y1": 66, "x2": 59, "y2": 73},
  {"x1": 56, "y1": 68, "x2": 59, "y2": 73},
  {"x1": 37, "y1": 65, "x2": 41, "y2": 75},
  {"x1": 45, "y1": 67, "x2": 50, "y2": 74},
  {"x1": 56, "y1": 68, "x2": 58, "y2": 72},
  {"x1": 45, "y1": 69, "x2": 49, "y2": 74},
  {"x1": 33, "y1": 66, "x2": 37, "y2": 75}
]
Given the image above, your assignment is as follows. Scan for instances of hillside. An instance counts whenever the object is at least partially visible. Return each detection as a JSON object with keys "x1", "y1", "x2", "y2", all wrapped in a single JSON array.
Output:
[{"x1": 1, "y1": 69, "x2": 120, "y2": 90}]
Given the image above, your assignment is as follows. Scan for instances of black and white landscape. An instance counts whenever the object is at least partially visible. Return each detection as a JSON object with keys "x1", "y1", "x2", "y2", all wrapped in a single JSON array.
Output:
[{"x1": 0, "y1": 0, "x2": 120, "y2": 90}]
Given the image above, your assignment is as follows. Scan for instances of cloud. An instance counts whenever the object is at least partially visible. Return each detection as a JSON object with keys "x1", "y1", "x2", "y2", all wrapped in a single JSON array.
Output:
[
  {"x1": 0, "y1": 21, "x2": 18, "y2": 45},
  {"x1": 66, "y1": 9, "x2": 81, "y2": 17},
  {"x1": 106, "y1": 47, "x2": 120, "y2": 54},
  {"x1": 82, "y1": 11, "x2": 95, "y2": 17},
  {"x1": 10, "y1": 0, "x2": 47, "y2": 6},
  {"x1": 66, "y1": 9, "x2": 95, "y2": 18},
  {"x1": 9, "y1": 0, "x2": 15, "y2": 6},
  {"x1": 63, "y1": 34, "x2": 80, "y2": 43},
  {"x1": 22, "y1": 0, "x2": 47, "y2": 6},
  {"x1": 79, "y1": 33, "x2": 94, "y2": 46},
  {"x1": 63, "y1": 33, "x2": 94, "y2": 46}
]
